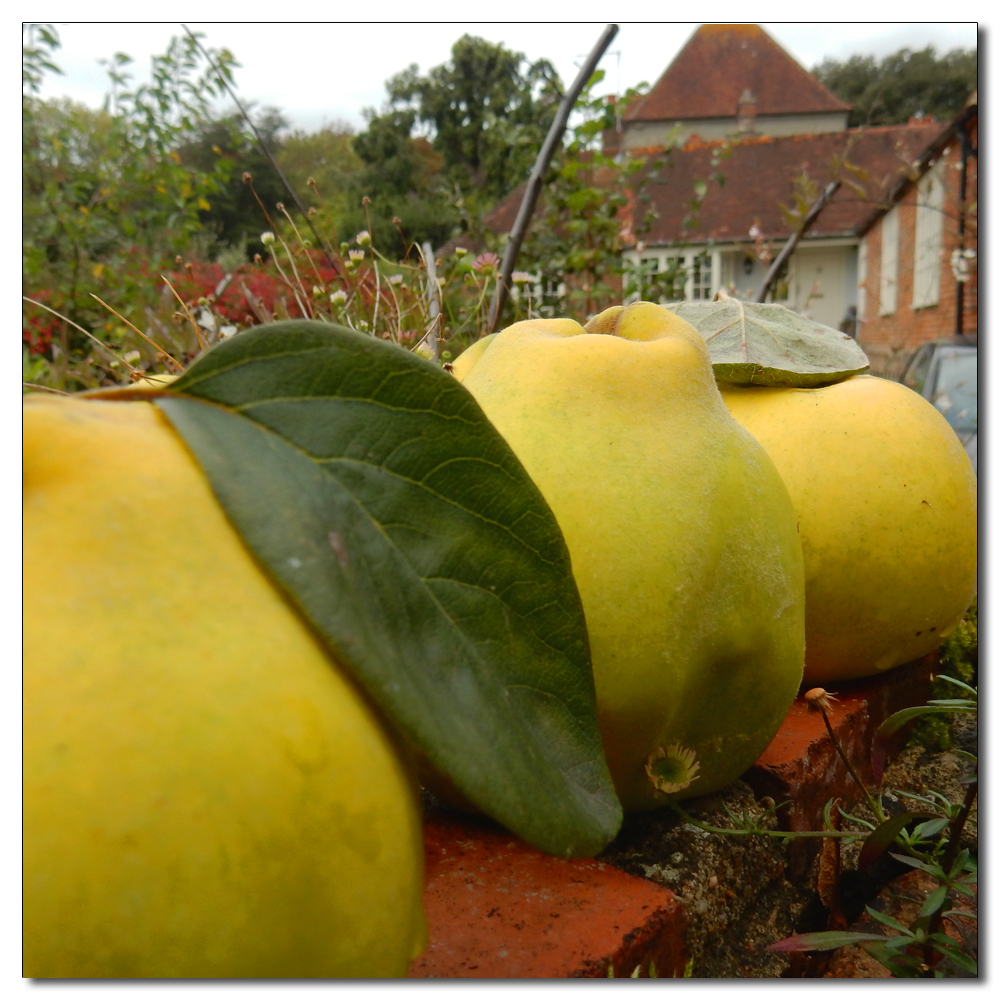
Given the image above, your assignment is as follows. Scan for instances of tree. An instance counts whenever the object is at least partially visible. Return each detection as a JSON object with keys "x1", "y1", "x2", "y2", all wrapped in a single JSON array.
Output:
[
  {"x1": 519, "y1": 74, "x2": 659, "y2": 320},
  {"x1": 384, "y1": 35, "x2": 563, "y2": 205},
  {"x1": 341, "y1": 108, "x2": 457, "y2": 259},
  {"x1": 277, "y1": 122, "x2": 363, "y2": 225},
  {"x1": 813, "y1": 45, "x2": 977, "y2": 128},
  {"x1": 178, "y1": 106, "x2": 290, "y2": 261},
  {"x1": 22, "y1": 23, "x2": 236, "y2": 369}
]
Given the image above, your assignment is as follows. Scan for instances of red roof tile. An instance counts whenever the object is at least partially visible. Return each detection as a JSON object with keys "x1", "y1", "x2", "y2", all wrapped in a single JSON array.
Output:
[
  {"x1": 624, "y1": 24, "x2": 850, "y2": 122},
  {"x1": 633, "y1": 123, "x2": 941, "y2": 244},
  {"x1": 482, "y1": 123, "x2": 946, "y2": 248}
]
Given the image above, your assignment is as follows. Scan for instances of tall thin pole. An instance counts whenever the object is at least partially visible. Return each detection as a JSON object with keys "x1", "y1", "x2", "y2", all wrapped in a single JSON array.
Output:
[
  {"x1": 423, "y1": 241, "x2": 441, "y2": 361},
  {"x1": 756, "y1": 180, "x2": 841, "y2": 303},
  {"x1": 181, "y1": 25, "x2": 336, "y2": 270},
  {"x1": 486, "y1": 24, "x2": 619, "y2": 334}
]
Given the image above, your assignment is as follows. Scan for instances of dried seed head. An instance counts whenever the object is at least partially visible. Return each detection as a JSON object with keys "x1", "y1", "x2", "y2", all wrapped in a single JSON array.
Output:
[
  {"x1": 275, "y1": 202, "x2": 285, "y2": 212},
  {"x1": 242, "y1": 172, "x2": 253, "y2": 184},
  {"x1": 645, "y1": 744, "x2": 700, "y2": 795},
  {"x1": 804, "y1": 688, "x2": 839, "y2": 714},
  {"x1": 361, "y1": 195, "x2": 371, "y2": 207},
  {"x1": 392, "y1": 216, "x2": 402, "y2": 226}
]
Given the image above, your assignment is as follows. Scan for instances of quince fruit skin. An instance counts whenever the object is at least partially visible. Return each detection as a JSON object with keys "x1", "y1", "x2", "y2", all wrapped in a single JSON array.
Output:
[
  {"x1": 455, "y1": 304, "x2": 805, "y2": 812},
  {"x1": 23, "y1": 395, "x2": 425, "y2": 978},
  {"x1": 719, "y1": 375, "x2": 977, "y2": 684}
]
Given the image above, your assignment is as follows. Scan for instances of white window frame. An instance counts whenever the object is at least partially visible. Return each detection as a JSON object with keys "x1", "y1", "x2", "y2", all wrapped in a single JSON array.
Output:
[
  {"x1": 912, "y1": 166, "x2": 945, "y2": 309},
  {"x1": 857, "y1": 239, "x2": 868, "y2": 322},
  {"x1": 623, "y1": 249, "x2": 721, "y2": 303},
  {"x1": 879, "y1": 206, "x2": 899, "y2": 315}
]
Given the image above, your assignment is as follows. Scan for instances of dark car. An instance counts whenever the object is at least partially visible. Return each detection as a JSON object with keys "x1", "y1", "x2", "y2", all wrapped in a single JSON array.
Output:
[{"x1": 899, "y1": 338, "x2": 977, "y2": 473}]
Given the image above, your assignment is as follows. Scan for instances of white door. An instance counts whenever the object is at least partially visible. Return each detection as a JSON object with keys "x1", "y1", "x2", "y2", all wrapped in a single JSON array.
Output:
[{"x1": 790, "y1": 247, "x2": 853, "y2": 329}]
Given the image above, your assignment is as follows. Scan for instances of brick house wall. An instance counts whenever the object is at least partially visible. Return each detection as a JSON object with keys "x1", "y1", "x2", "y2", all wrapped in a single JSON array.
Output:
[{"x1": 856, "y1": 117, "x2": 977, "y2": 379}]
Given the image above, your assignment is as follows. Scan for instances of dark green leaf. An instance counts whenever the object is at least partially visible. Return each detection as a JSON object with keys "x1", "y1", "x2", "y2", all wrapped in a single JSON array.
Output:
[
  {"x1": 155, "y1": 320, "x2": 622, "y2": 857},
  {"x1": 920, "y1": 885, "x2": 949, "y2": 917},
  {"x1": 933, "y1": 942, "x2": 978, "y2": 975},
  {"x1": 875, "y1": 704, "x2": 976, "y2": 740},
  {"x1": 912, "y1": 817, "x2": 950, "y2": 839},
  {"x1": 864, "y1": 943, "x2": 918, "y2": 976},
  {"x1": 664, "y1": 297, "x2": 870, "y2": 387},
  {"x1": 935, "y1": 674, "x2": 978, "y2": 698},
  {"x1": 865, "y1": 905, "x2": 912, "y2": 934},
  {"x1": 767, "y1": 931, "x2": 889, "y2": 953},
  {"x1": 890, "y1": 853, "x2": 943, "y2": 875},
  {"x1": 858, "y1": 813, "x2": 933, "y2": 870}
]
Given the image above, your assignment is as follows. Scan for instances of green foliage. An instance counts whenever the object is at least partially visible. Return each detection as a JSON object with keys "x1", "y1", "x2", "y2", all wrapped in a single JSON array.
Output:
[
  {"x1": 344, "y1": 110, "x2": 456, "y2": 257},
  {"x1": 764, "y1": 681, "x2": 978, "y2": 977},
  {"x1": 386, "y1": 35, "x2": 562, "y2": 205},
  {"x1": 22, "y1": 23, "x2": 237, "y2": 381},
  {"x1": 178, "y1": 106, "x2": 290, "y2": 261},
  {"x1": 277, "y1": 123, "x2": 362, "y2": 227},
  {"x1": 911, "y1": 596, "x2": 978, "y2": 752},
  {"x1": 519, "y1": 73, "x2": 655, "y2": 320},
  {"x1": 813, "y1": 46, "x2": 977, "y2": 128}
]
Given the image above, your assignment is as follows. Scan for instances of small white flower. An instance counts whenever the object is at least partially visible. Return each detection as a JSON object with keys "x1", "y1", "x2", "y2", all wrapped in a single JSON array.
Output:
[
  {"x1": 219, "y1": 325, "x2": 238, "y2": 339},
  {"x1": 355, "y1": 230, "x2": 372, "y2": 248},
  {"x1": 330, "y1": 289, "x2": 348, "y2": 306},
  {"x1": 260, "y1": 231, "x2": 276, "y2": 246},
  {"x1": 349, "y1": 250, "x2": 365, "y2": 262},
  {"x1": 388, "y1": 274, "x2": 403, "y2": 285},
  {"x1": 198, "y1": 308, "x2": 217, "y2": 333}
]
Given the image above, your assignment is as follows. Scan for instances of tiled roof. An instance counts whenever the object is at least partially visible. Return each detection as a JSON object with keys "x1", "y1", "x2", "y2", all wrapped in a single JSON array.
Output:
[
  {"x1": 482, "y1": 122, "x2": 946, "y2": 247},
  {"x1": 623, "y1": 24, "x2": 850, "y2": 122},
  {"x1": 633, "y1": 123, "x2": 942, "y2": 244}
]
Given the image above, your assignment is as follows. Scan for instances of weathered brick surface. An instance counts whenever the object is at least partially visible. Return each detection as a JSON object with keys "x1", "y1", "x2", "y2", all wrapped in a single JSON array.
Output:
[
  {"x1": 824, "y1": 868, "x2": 977, "y2": 978},
  {"x1": 409, "y1": 656, "x2": 936, "y2": 978},
  {"x1": 408, "y1": 806, "x2": 688, "y2": 978},
  {"x1": 745, "y1": 655, "x2": 935, "y2": 875}
]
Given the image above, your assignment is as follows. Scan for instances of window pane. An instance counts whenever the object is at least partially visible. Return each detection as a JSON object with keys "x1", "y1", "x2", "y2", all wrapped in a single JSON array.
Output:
[{"x1": 879, "y1": 207, "x2": 899, "y2": 315}]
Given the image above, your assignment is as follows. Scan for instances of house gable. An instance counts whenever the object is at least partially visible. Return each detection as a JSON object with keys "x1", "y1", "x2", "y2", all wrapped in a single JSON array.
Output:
[{"x1": 620, "y1": 24, "x2": 850, "y2": 148}]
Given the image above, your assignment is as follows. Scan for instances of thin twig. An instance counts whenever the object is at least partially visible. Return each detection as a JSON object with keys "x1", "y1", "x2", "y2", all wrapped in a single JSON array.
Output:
[
  {"x1": 817, "y1": 707, "x2": 886, "y2": 823},
  {"x1": 90, "y1": 294, "x2": 184, "y2": 371},
  {"x1": 756, "y1": 180, "x2": 841, "y2": 302},
  {"x1": 22, "y1": 296, "x2": 138, "y2": 374},
  {"x1": 181, "y1": 24, "x2": 336, "y2": 270},
  {"x1": 159, "y1": 274, "x2": 207, "y2": 351},
  {"x1": 22, "y1": 382, "x2": 71, "y2": 395},
  {"x1": 487, "y1": 23, "x2": 620, "y2": 333}
]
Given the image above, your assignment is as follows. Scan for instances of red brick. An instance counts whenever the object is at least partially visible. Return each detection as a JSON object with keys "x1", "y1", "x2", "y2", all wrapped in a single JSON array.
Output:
[
  {"x1": 744, "y1": 654, "x2": 935, "y2": 874},
  {"x1": 409, "y1": 656, "x2": 934, "y2": 977},
  {"x1": 408, "y1": 806, "x2": 688, "y2": 979}
]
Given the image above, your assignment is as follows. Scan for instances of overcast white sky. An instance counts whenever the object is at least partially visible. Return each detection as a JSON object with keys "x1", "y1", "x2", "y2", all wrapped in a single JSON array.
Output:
[{"x1": 31, "y1": 18, "x2": 980, "y2": 135}]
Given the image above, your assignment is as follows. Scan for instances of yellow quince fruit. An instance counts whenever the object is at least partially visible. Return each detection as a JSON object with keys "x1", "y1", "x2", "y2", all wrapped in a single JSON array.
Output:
[
  {"x1": 453, "y1": 304, "x2": 805, "y2": 811},
  {"x1": 23, "y1": 395, "x2": 425, "y2": 978},
  {"x1": 719, "y1": 375, "x2": 977, "y2": 683}
]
